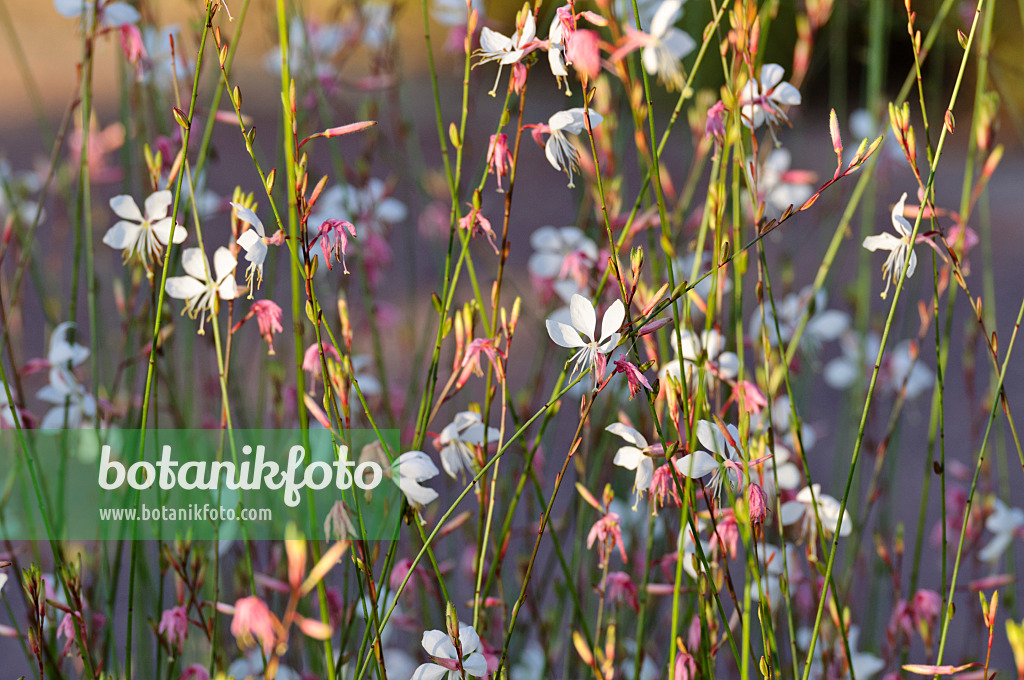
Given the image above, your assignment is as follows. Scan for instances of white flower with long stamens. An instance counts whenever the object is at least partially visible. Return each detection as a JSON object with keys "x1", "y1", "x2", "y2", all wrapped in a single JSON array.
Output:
[
  {"x1": 640, "y1": 0, "x2": 695, "y2": 90},
  {"x1": 547, "y1": 16, "x2": 571, "y2": 95},
  {"x1": 475, "y1": 10, "x2": 536, "y2": 96},
  {"x1": 862, "y1": 192, "x2": 918, "y2": 299},
  {"x1": 541, "y1": 108, "x2": 603, "y2": 188},
  {"x1": 675, "y1": 420, "x2": 744, "y2": 499},
  {"x1": 103, "y1": 191, "x2": 186, "y2": 267},
  {"x1": 165, "y1": 247, "x2": 239, "y2": 334},
  {"x1": 392, "y1": 451, "x2": 440, "y2": 507},
  {"x1": 979, "y1": 498, "x2": 1024, "y2": 564},
  {"x1": 739, "y1": 63, "x2": 801, "y2": 130},
  {"x1": 606, "y1": 423, "x2": 660, "y2": 498},
  {"x1": 438, "y1": 411, "x2": 499, "y2": 479},
  {"x1": 412, "y1": 624, "x2": 489, "y2": 680},
  {"x1": 546, "y1": 293, "x2": 624, "y2": 380},
  {"x1": 231, "y1": 202, "x2": 268, "y2": 294}
]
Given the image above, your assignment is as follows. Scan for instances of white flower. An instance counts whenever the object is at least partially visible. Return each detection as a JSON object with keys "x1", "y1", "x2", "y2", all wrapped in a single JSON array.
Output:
[
  {"x1": 675, "y1": 419, "x2": 743, "y2": 498},
  {"x1": 309, "y1": 180, "x2": 406, "y2": 237},
  {"x1": 103, "y1": 191, "x2": 186, "y2": 266},
  {"x1": 54, "y1": 0, "x2": 139, "y2": 28},
  {"x1": 413, "y1": 624, "x2": 489, "y2": 680},
  {"x1": 979, "y1": 498, "x2": 1024, "y2": 563},
  {"x1": 350, "y1": 355, "x2": 382, "y2": 401},
  {"x1": 0, "y1": 387, "x2": 21, "y2": 428},
  {"x1": 438, "y1": 411, "x2": 499, "y2": 479},
  {"x1": 228, "y1": 649, "x2": 301, "y2": 680},
  {"x1": 393, "y1": 450, "x2": 440, "y2": 507},
  {"x1": 545, "y1": 293, "x2": 624, "y2": 380},
  {"x1": 38, "y1": 365, "x2": 96, "y2": 429},
  {"x1": 760, "y1": 148, "x2": 814, "y2": 216},
  {"x1": 781, "y1": 484, "x2": 851, "y2": 539},
  {"x1": 165, "y1": 247, "x2": 239, "y2": 333},
  {"x1": 658, "y1": 328, "x2": 739, "y2": 387},
  {"x1": 141, "y1": 25, "x2": 188, "y2": 90},
  {"x1": 824, "y1": 331, "x2": 880, "y2": 391},
  {"x1": 887, "y1": 339, "x2": 934, "y2": 400},
  {"x1": 265, "y1": 17, "x2": 349, "y2": 81},
  {"x1": 749, "y1": 284, "x2": 849, "y2": 350},
  {"x1": 681, "y1": 519, "x2": 711, "y2": 579},
  {"x1": 527, "y1": 226, "x2": 598, "y2": 281},
  {"x1": 432, "y1": 0, "x2": 483, "y2": 26},
  {"x1": 739, "y1": 63, "x2": 801, "y2": 130},
  {"x1": 862, "y1": 192, "x2": 918, "y2": 299},
  {"x1": 606, "y1": 423, "x2": 655, "y2": 495},
  {"x1": 543, "y1": 108, "x2": 603, "y2": 188},
  {"x1": 231, "y1": 202, "x2": 268, "y2": 294},
  {"x1": 677, "y1": 250, "x2": 732, "y2": 304},
  {"x1": 546, "y1": 16, "x2": 571, "y2": 95},
  {"x1": 475, "y1": 11, "x2": 536, "y2": 96},
  {"x1": 361, "y1": 2, "x2": 394, "y2": 49},
  {"x1": 47, "y1": 321, "x2": 90, "y2": 371},
  {"x1": 641, "y1": 0, "x2": 696, "y2": 90}
]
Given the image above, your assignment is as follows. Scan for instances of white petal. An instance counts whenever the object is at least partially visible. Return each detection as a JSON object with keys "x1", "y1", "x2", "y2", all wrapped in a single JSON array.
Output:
[
  {"x1": 675, "y1": 450, "x2": 719, "y2": 478},
  {"x1": 904, "y1": 248, "x2": 917, "y2": 279},
  {"x1": 144, "y1": 190, "x2": 173, "y2": 220},
  {"x1": 109, "y1": 194, "x2": 144, "y2": 222},
  {"x1": 824, "y1": 357, "x2": 858, "y2": 390},
  {"x1": 102, "y1": 1, "x2": 140, "y2": 26},
  {"x1": 411, "y1": 663, "x2": 449, "y2": 680},
  {"x1": 694, "y1": 420, "x2": 724, "y2": 456},
  {"x1": 529, "y1": 225, "x2": 561, "y2": 251},
  {"x1": 546, "y1": 319, "x2": 585, "y2": 348},
  {"x1": 151, "y1": 218, "x2": 186, "y2": 245},
  {"x1": 599, "y1": 299, "x2": 625, "y2": 344},
  {"x1": 213, "y1": 246, "x2": 238, "y2": 281},
  {"x1": 613, "y1": 446, "x2": 644, "y2": 471},
  {"x1": 569, "y1": 294, "x2": 597, "y2": 340},
  {"x1": 861, "y1": 232, "x2": 901, "y2": 252},
  {"x1": 606, "y1": 422, "x2": 648, "y2": 448},
  {"x1": 806, "y1": 310, "x2": 849, "y2": 342},
  {"x1": 463, "y1": 652, "x2": 489, "y2": 677},
  {"x1": 634, "y1": 459, "x2": 654, "y2": 491},
  {"x1": 779, "y1": 501, "x2": 805, "y2": 526},
  {"x1": 102, "y1": 222, "x2": 141, "y2": 250},
  {"x1": 891, "y1": 192, "x2": 911, "y2": 237},
  {"x1": 759, "y1": 63, "x2": 785, "y2": 89},
  {"x1": 479, "y1": 27, "x2": 512, "y2": 53},
  {"x1": 165, "y1": 276, "x2": 206, "y2": 300},
  {"x1": 458, "y1": 625, "x2": 481, "y2": 654},
  {"x1": 421, "y1": 630, "x2": 457, "y2": 659},
  {"x1": 770, "y1": 82, "x2": 801, "y2": 106},
  {"x1": 180, "y1": 247, "x2": 209, "y2": 281},
  {"x1": 650, "y1": 0, "x2": 682, "y2": 37},
  {"x1": 527, "y1": 251, "x2": 563, "y2": 279},
  {"x1": 230, "y1": 202, "x2": 265, "y2": 236}
]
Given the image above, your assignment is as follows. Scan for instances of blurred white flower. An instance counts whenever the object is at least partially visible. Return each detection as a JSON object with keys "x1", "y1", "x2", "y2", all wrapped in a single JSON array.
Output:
[
  {"x1": 640, "y1": 0, "x2": 695, "y2": 90},
  {"x1": 528, "y1": 225, "x2": 598, "y2": 283},
  {"x1": 54, "y1": 0, "x2": 139, "y2": 28},
  {"x1": 38, "y1": 365, "x2": 96, "y2": 429},
  {"x1": 659, "y1": 328, "x2": 739, "y2": 387},
  {"x1": 760, "y1": 148, "x2": 814, "y2": 216},
  {"x1": 781, "y1": 484, "x2": 851, "y2": 539},
  {"x1": 749, "y1": 285, "x2": 849, "y2": 350},
  {"x1": 979, "y1": 498, "x2": 1024, "y2": 563}
]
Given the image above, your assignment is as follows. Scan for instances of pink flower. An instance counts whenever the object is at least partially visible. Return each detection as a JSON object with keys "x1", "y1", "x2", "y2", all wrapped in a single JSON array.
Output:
[
  {"x1": 251, "y1": 300, "x2": 283, "y2": 355},
  {"x1": 649, "y1": 462, "x2": 683, "y2": 509},
  {"x1": 672, "y1": 650, "x2": 697, "y2": 680},
  {"x1": 566, "y1": 29, "x2": 601, "y2": 81},
  {"x1": 613, "y1": 356, "x2": 652, "y2": 400},
  {"x1": 315, "y1": 218, "x2": 358, "y2": 273},
  {"x1": 118, "y1": 24, "x2": 147, "y2": 76},
  {"x1": 705, "y1": 100, "x2": 727, "y2": 141},
  {"x1": 747, "y1": 483, "x2": 768, "y2": 524},
  {"x1": 230, "y1": 596, "x2": 278, "y2": 649},
  {"x1": 458, "y1": 204, "x2": 499, "y2": 253},
  {"x1": 57, "y1": 611, "x2": 86, "y2": 657},
  {"x1": 487, "y1": 133, "x2": 513, "y2": 192},
  {"x1": 179, "y1": 665, "x2": 210, "y2": 680},
  {"x1": 457, "y1": 337, "x2": 506, "y2": 389},
  {"x1": 605, "y1": 571, "x2": 639, "y2": 611},
  {"x1": 587, "y1": 512, "x2": 627, "y2": 567},
  {"x1": 158, "y1": 605, "x2": 189, "y2": 651},
  {"x1": 302, "y1": 342, "x2": 342, "y2": 382}
]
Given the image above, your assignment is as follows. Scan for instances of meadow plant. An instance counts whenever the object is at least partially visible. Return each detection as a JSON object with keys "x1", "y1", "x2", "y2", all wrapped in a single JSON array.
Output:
[{"x1": 1, "y1": 0, "x2": 1023, "y2": 678}]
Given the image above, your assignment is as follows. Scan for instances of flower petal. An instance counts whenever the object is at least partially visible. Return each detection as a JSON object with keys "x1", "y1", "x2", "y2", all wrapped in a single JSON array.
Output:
[
  {"x1": 675, "y1": 450, "x2": 719, "y2": 479},
  {"x1": 165, "y1": 276, "x2": 205, "y2": 300},
  {"x1": 546, "y1": 319, "x2": 585, "y2": 348},
  {"x1": 109, "y1": 194, "x2": 144, "y2": 222},
  {"x1": 102, "y1": 221, "x2": 141, "y2": 250},
  {"x1": 599, "y1": 299, "x2": 625, "y2": 344},
  {"x1": 144, "y1": 190, "x2": 173, "y2": 220},
  {"x1": 180, "y1": 247, "x2": 209, "y2": 281},
  {"x1": 569, "y1": 294, "x2": 597, "y2": 340},
  {"x1": 606, "y1": 422, "x2": 647, "y2": 448}
]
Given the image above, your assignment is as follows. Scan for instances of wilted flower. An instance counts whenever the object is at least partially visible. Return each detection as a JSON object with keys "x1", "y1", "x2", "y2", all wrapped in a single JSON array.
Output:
[
  {"x1": 587, "y1": 511, "x2": 627, "y2": 566},
  {"x1": 250, "y1": 300, "x2": 283, "y2": 355},
  {"x1": 487, "y1": 133, "x2": 513, "y2": 191},
  {"x1": 158, "y1": 606, "x2": 188, "y2": 651}
]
